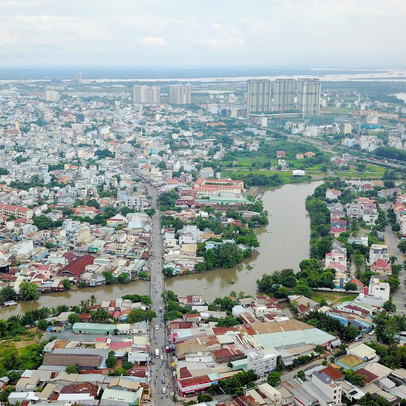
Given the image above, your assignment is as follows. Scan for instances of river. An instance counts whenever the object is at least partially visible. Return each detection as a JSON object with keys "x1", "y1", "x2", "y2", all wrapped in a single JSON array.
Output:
[
  {"x1": 166, "y1": 181, "x2": 322, "y2": 301},
  {"x1": 0, "y1": 181, "x2": 321, "y2": 318}
]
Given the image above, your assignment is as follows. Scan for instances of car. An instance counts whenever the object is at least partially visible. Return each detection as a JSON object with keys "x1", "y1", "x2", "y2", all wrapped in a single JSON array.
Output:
[
  {"x1": 161, "y1": 378, "x2": 166, "y2": 384},
  {"x1": 160, "y1": 354, "x2": 164, "y2": 360},
  {"x1": 354, "y1": 336, "x2": 362, "y2": 342},
  {"x1": 156, "y1": 325, "x2": 159, "y2": 330},
  {"x1": 162, "y1": 387, "x2": 166, "y2": 394},
  {"x1": 369, "y1": 330, "x2": 375, "y2": 336}
]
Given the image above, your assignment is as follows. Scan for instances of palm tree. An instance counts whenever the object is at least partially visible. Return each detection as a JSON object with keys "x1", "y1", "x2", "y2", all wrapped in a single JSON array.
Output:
[{"x1": 90, "y1": 295, "x2": 97, "y2": 306}]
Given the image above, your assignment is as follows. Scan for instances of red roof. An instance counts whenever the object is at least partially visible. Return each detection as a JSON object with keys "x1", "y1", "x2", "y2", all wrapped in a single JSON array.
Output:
[
  {"x1": 320, "y1": 366, "x2": 344, "y2": 381},
  {"x1": 109, "y1": 342, "x2": 131, "y2": 349},
  {"x1": 57, "y1": 255, "x2": 94, "y2": 277},
  {"x1": 63, "y1": 252, "x2": 77, "y2": 261},
  {"x1": 371, "y1": 259, "x2": 391, "y2": 270},
  {"x1": 356, "y1": 368, "x2": 378, "y2": 384},
  {"x1": 179, "y1": 367, "x2": 192, "y2": 379},
  {"x1": 180, "y1": 375, "x2": 211, "y2": 388},
  {"x1": 349, "y1": 278, "x2": 364, "y2": 288},
  {"x1": 212, "y1": 327, "x2": 237, "y2": 335}
]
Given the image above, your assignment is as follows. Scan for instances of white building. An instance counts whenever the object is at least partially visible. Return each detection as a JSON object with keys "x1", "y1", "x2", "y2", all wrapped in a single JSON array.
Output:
[
  {"x1": 246, "y1": 349, "x2": 280, "y2": 378},
  {"x1": 369, "y1": 244, "x2": 389, "y2": 265},
  {"x1": 358, "y1": 277, "x2": 390, "y2": 307},
  {"x1": 258, "y1": 383, "x2": 282, "y2": 406},
  {"x1": 45, "y1": 90, "x2": 60, "y2": 102},
  {"x1": 302, "y1": 370, "x2": 342, "y2": 406},
  {"x1": 178, "y1": 225, "x2": 200, "y2": 245}
]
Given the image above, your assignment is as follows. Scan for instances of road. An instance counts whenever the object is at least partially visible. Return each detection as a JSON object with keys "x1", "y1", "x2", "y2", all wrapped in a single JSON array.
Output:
[
  {"x1": 385, "y1": 222, "x2": 406, "y2": 315},
  {"x1": 144, "y1": 182, "x2": 175, "y2": 406}
]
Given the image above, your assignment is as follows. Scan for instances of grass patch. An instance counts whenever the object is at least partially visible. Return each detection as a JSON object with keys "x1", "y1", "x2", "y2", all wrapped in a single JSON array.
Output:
[
  {"x1": 365, "y1": 164, "x2": 386, "y2": 173},
  {"x1": 312, "y1": 291, "x2": 356, "y2": 305},
  {"x1": 336, "y1": 171, "x2": 383, "y2": 179}
]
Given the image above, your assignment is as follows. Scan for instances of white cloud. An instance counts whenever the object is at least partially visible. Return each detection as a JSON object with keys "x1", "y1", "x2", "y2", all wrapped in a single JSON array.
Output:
[
  {"x1": 0, "y1": 0, "x2": 404, "y2": 66},
  {"x1": 138, "y1": 36, "x2": 168, "y2": 47}
]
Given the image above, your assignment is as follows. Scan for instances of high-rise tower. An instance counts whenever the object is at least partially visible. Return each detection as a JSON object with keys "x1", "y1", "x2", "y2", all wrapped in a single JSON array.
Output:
[
  {"x1": 133, "y1": 85, "x2": 161, "y2": 104},
  {"x1": 297, "y1": 79, "x2": 321, "y2": 116},
  {"x1": 168, "y1": 84, "x2": 191, "y2": 105},
  {"x1": 247, "y1": 79, "x2": 272, "y2": 113},
  {"x1": 274, "y1": 79, "x2": 296, "y2": 112}
]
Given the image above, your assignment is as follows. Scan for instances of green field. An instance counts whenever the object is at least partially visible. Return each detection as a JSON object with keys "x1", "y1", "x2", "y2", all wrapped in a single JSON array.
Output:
[
  {"x1": 337, "y1": 172, "x2": 384, "y2": 179},
  {"x1": 312, "y1": 291, "x2": 357, "y2": 305}
]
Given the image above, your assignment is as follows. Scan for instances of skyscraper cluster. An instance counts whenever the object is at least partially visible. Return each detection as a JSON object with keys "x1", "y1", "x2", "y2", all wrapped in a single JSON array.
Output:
[{"x1": 247, "y1": 78, "x2": 321, "y2": 116}]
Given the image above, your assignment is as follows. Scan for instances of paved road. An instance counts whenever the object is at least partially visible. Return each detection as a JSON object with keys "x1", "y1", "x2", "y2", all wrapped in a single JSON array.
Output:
[{"x1": 144, "y1": 182, "x2": 175, "y2": 406}]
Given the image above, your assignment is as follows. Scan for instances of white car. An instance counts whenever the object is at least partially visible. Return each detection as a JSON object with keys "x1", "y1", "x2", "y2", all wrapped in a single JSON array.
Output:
[{"x1": 156, "y1": 325, "x2": 159, "y2": 330}]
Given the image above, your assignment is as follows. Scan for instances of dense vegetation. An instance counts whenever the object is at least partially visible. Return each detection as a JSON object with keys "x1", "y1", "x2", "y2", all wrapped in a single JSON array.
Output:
[
  {"x1": 257, "y1": 259, "x2": 336, "y2": 299},
  {"x1": 373, "y1": 312, "x2": 406, "y2": 344},
  {"x1": 209, "y1": 369, "x2": 258, "y2": 396},
  {"x1": 368, "y1": 342, "x2": 406, "y2": 369},
  {"x1": 375, "y1": 147, "x2": 406, "y2": 162},
  {"x1": 158, "y1": 191, "x2": 179, "y2": 211},
  {"x1": 303, "y1": 311, "x2": 359, "y2": 342}
]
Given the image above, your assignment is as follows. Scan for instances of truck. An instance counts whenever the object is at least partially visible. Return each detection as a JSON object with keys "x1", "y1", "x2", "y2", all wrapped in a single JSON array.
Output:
[{"x1": 155, "y1": 349, "x2": 159, "y2": 359}]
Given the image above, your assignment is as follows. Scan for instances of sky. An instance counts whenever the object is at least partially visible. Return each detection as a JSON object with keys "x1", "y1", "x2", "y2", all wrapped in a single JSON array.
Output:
[{"x1": 0, "y1": 0, "x2": 405, "y2": 67}]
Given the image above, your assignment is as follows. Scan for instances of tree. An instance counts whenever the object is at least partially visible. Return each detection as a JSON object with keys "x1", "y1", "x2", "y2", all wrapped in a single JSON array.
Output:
[
  {"x1": 106, "y1": 353, "x2": 117, "y2": 368},
  {"x1": 89, "y1": 295, "x2": 97, "y2": 306},
  {"x1": 0, "y1": 286, "x2": 17, "y2": 303},
  {"x1": 345, "y1": 282, "x2": 358, "y2": 291},
  {"x1": 127, "y1": 308, "x2": 157, "y2": 323},
  {"x1": 319, "y1": 298, "x2": 328, "y2": 307},
  {"x1": 140, "y1": 295, "x2": 152, "y2": 306},
  {"x1": 63, "y1": 280, "x2": 71, "y2": 290},
  {"x1": 383, "y1": 300, "x2": 396, "y2": 313},
  {"x1": 44, "y1": 241, "x2": 54, "y2": 249},
  {"x1": 398, "y1": 241, "x2": 406, "y2": 254},
  {"x1": 68, "y1": 313, "x2": 80, "y2": 324},
  {"x1": 19, "y1": 282, "x2": 39, "y2": 301},
  {"x1": 158, "y1": 161, "x2": 167, "y2": 170},
  {"x1": 103, "y1": 271, "x2": 115, "y2": 285},
  {"x1": 145, "y1": 208, "x2": 156, "y2": 216},
  {"x1": 66, "y1": 364, "x2": 80, "y2": 374},
  {"x1": 117, "y1": 273, "x2": 130, "y2": 284},
  {"x1": 344, "y1": 370, "x2": 366, "y2": 387},
  {"x1": 198, "y1": 394, "x2": 213, "y2": 402},
  {"x1": 314, "y1": 345, "x2": 324, "y2": 354},
  {"x1": 37, "y1": 319, "x2": 48, "y2": 330},
  {"x1": 90, "y1": 308, "x2": 109, "y2": 322},
  {"x1": 86, "y1": 199, "x2": 100, "y2": 209},
  {"x1": 294, "y1": 281, "x2": 313, "y2": 298},
  {"x1": 267, "y1": 371, "x2": 281, "y2": 387}
]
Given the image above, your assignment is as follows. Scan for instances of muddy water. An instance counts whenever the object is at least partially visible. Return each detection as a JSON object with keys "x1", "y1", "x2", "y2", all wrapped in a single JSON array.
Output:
[{"x1": 0, "y1": 280, "x2": 150, "y2": 319}]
